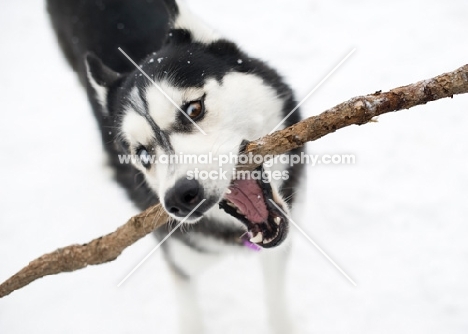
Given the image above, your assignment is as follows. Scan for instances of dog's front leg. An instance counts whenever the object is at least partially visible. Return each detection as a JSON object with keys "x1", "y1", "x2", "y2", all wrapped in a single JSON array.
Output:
[
  {"x1": 165, "y1": 238, "x2": 223, "y2": 334},
  {"x1": 171, "y1": 272, "x2": 204, "y2": 334},
  {"x1": 261, "y1": 245, "x2": 296, "y2": 334}
]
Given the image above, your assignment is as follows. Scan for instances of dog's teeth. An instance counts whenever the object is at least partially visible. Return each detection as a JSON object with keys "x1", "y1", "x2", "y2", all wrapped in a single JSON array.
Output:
[
  {"x1": 227, "y1": 202, "x2": 236, "y2": 208},
  {"x1": 250, "y1": 233, "x2": 263, "y2": 243},
  {"x1": 274, "y1": 217, "x2": 281, "y2": 225},
  {"x1": 225, "y1": 188, "x2": 232, "y2": 194},
  {"x1": 236, "y1": 210, "x2": 243, "y2": 214},
  {"x1": 263, "y1": 231, "x2": 280, "y2": 245}
]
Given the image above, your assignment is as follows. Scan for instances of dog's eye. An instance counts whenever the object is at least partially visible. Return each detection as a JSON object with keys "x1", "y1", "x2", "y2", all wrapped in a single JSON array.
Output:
[
  {"x1": 184, "y1": 100, "x2": 204, "y2": 120},
  {"x1": 136, "y1": 146, "x2": 152, "y2": 168}
]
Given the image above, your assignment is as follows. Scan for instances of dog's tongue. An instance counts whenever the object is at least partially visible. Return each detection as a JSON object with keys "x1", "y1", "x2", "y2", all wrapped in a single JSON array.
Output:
[{"x1": 225, "y1": 178, "x2": 268, "y2": 223}]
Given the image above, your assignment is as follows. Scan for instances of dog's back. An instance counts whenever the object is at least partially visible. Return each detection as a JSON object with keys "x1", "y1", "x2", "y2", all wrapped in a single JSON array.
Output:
[{"x1": 47, "y1": 0, "x2": 175, "y2": 84}]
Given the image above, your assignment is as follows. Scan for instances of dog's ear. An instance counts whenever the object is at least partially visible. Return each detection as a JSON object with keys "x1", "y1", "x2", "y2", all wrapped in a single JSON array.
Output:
[
  {"x1": 206, "y1": 40, "x2": 241, "y2": 58},
  {"x1": 166, "y1": 28, "x2": 193, "y2": 45},
  {"x1": 206, "y1": 40, "x2": 248, "y2": 69},
  {"x1": 85, "y1": 52, "x2": 121, "y2": 112}
]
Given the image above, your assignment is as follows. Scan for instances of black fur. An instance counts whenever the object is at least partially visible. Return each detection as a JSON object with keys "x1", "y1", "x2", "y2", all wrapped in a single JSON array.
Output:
[
  {"x1": 47, "y1": 0, "x2": 177, "y2": 78},
  {"x1": 47, "y1": 0, "x2": 305, "y2": 276}
]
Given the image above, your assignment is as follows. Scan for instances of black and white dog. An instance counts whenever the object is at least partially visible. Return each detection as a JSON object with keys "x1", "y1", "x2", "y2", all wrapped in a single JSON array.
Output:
[{"x1": 48, "y1": 0, "x2": 304, "y2": 332}]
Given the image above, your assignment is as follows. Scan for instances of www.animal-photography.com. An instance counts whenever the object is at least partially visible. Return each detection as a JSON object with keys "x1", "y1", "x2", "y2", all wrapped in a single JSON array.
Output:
[{"x1": 1, "y1": 0, "x2": 468, "y2": 333}]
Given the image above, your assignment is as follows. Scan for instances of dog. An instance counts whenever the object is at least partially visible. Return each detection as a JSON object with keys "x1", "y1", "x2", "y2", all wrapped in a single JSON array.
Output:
[{"x1": 47, "y1": 0, "x2": 305, "y2": 332}]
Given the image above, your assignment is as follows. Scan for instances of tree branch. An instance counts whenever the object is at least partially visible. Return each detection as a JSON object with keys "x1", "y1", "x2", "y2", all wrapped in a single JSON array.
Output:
[
  {"x1": 241, "y1": 64, "x2": 468, "y2": 169},
  {"x1": 0, "y1": 205, "x2": 168, "y2": 298},
  {"x1": 1, "y1": 64, "x2": 467, "y2": 298}
]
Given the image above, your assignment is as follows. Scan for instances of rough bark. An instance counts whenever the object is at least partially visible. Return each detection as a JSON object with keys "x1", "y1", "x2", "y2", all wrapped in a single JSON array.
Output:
[
  {"x1": 241, "y1": 64, "x2": 468, "y2": 170},
  {"x1": 0, "y1": 205, "x2": 167, "y2": 298},
  {"x1": 1, "y1": 63, "x2": 467, "y2": 298}
]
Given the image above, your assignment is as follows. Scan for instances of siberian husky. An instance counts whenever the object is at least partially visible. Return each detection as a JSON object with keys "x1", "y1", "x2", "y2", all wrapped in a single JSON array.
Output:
[{"x1": 47, "y1": 0, "x2": 305, "y2": 332}]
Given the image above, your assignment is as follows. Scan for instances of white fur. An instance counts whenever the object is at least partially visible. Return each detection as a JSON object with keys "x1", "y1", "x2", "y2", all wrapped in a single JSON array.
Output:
[
  {"x1": 171, "y1": 270, "x2": 205, "y2": 334},
  {"x1": 145, "y1": 83, "x2": 205, "y2": 131},
  {"x1": 121, "y1": 111, "x2": 154, "y2": 149},
  {"x1": 174, "y1": 1, "x2": 220, "y2": 44},
  {"x1": 85, "y1": 63, "x2": 108, "y2": 112},
  {"x1": 260, "y1": 246, "x2": 297, "y2": 334},
  {"x1": 168, "y1": 238, "x2": 221, "y2": 277}
]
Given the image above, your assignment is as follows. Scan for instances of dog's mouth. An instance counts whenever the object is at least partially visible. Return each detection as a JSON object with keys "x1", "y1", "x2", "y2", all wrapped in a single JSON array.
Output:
[{"x1": 219, "y1": 168, "x2": 289, "y2": 248}]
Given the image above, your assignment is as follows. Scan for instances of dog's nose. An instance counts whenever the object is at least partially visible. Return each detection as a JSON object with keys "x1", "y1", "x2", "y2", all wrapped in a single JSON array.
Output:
[{"x1": 164, "y1": 178, "x2": 204, "y2": 217}]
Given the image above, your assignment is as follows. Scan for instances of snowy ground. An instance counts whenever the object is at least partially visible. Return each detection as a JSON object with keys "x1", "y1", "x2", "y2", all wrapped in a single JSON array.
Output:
[{"x1": 1, "y1": 0, "x2": 468, "y2": 333}]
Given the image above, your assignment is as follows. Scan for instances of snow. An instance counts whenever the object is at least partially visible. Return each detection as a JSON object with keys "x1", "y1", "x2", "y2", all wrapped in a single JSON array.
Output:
[{"x1": 1, "y1": 0, "x2": 468, "y2": 333}]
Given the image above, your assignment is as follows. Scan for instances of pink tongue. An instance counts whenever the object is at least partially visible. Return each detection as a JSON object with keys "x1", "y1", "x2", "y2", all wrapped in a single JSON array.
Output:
[{"x1": 225, "y1": 178, "x2": 268, "y2": 223}]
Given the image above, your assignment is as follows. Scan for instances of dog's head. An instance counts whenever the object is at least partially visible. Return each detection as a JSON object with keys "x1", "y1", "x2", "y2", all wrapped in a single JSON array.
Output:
[{"x1": 85, "y1": 30, "x2": 298, "y2": 248}]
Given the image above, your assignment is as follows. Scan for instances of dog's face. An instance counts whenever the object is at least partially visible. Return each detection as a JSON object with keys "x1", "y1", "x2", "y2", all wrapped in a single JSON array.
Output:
[{"x1": 86, "y1": 36, "x2": 293, "y2": 247}]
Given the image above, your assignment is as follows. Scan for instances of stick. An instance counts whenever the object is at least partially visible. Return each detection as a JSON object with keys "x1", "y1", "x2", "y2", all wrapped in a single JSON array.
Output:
[
  {"x1": 1, "y1": 64, "x2": 467, "y2": 298},
  {"x1": 0, "y1": 205, "x2": 168, "y2": 298},
  {"x1": 242, "y1": 64, "x2": 468, "y2": 169}
]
